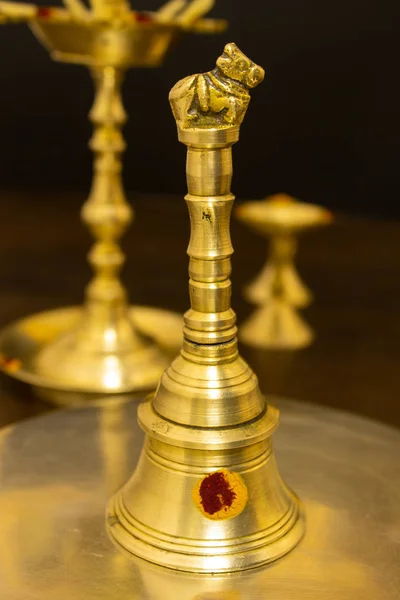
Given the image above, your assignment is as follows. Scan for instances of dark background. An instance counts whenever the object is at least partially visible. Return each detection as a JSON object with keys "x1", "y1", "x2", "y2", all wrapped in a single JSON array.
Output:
[{"x1": 0, "y1": 0, "x2": 399, "y2": 216}]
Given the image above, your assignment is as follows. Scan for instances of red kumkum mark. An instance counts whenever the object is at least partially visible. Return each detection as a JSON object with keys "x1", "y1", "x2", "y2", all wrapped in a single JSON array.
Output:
[
  {"x1": 0, "y1": 354, "x2": 21, "y2": 373},
  {"x1": 199, "y1": 471, "x2": 236, "y2": 516},
  {"x1": 193, "y1": 469, "x2": 248, "y2": 521},
  {"x1": 133, "y1": 12, "x2": 153, "y2": 23},
  {"x1": 37, "y1": 6, "x2": 52, "y2": 18}
]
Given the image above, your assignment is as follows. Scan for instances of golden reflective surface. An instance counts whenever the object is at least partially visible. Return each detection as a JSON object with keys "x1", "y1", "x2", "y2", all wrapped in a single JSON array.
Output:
[{"x1": 0, "y1": 399, "x2": 399, "y2": 598}]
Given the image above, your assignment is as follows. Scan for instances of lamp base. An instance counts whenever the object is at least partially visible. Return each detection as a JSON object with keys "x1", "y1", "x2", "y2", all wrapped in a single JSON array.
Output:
[
  {"x1": 0, "y1": 305, "x2": 182, "y2": 405},
  {"x1": 240, "y1": 299, "x2": 314, "y2": 350},
  {"x1": 244, "y1": 262, "x2": 313, "y2": 308}
]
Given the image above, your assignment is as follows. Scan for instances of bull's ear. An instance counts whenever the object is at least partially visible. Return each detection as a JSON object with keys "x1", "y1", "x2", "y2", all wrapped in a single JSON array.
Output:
[{"x1": 246, "y1": 66, "x2": 265, "y2": 88}]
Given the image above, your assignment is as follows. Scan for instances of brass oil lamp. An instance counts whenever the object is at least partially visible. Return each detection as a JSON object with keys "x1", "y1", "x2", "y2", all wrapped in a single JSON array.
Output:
[
  {"x1": 0, "y1": 0, "x2": 226, "y2": 405},
  {"x1": 236, "y1": 194, "x2": 333, "y2": 349}
]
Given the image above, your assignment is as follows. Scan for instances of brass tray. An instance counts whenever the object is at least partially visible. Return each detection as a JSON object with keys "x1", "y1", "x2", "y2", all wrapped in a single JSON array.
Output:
[{"x1": 0, "y1": 397, "x2": 398, "y2": 598}]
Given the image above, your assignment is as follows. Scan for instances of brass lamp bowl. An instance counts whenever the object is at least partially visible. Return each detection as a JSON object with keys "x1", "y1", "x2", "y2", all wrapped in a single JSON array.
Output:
[
  {"x1": 31, "y1": 17, "x2": 180, "y2": 68},
  {"x1": 236, "y1": 193, "x2": 333, "y2": 237}
]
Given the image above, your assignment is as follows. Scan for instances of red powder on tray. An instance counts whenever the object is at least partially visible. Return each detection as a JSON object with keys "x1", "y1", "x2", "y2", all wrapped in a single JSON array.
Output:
[
  {"x1": 37, "y1": 7, "x2": 52, "y2": 18},
  {"x1": 0, "y1": 354, "x2": 21, "y2": 372},
  {"x1": 134, "y1": 12, "x2": 153, "y2": 23},
  {"x1": 199, "y1": 471, "x2": 236, "y2": 515}
]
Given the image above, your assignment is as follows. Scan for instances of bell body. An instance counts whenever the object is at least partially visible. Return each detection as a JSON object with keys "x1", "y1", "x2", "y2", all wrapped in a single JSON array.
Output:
[{"x1": 108, "y1": 409, "x2": 303, "y2": 573}]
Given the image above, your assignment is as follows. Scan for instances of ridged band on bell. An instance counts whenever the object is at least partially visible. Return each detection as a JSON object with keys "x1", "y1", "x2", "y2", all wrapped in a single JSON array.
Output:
[{"x1": 106, "y1": 43, "x2": 305, "y2": 573}]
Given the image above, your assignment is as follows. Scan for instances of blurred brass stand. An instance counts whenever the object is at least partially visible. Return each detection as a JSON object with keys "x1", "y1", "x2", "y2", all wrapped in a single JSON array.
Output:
[
  {"x1": 0, "y1": 0, "x2": 226, "y2": 404},
  {"x1": 236, "y1": 194, "x2": 332, "y2": 350},
  {"x1": 106, "y1": 44, "x2": 304, "y2": 573}
]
